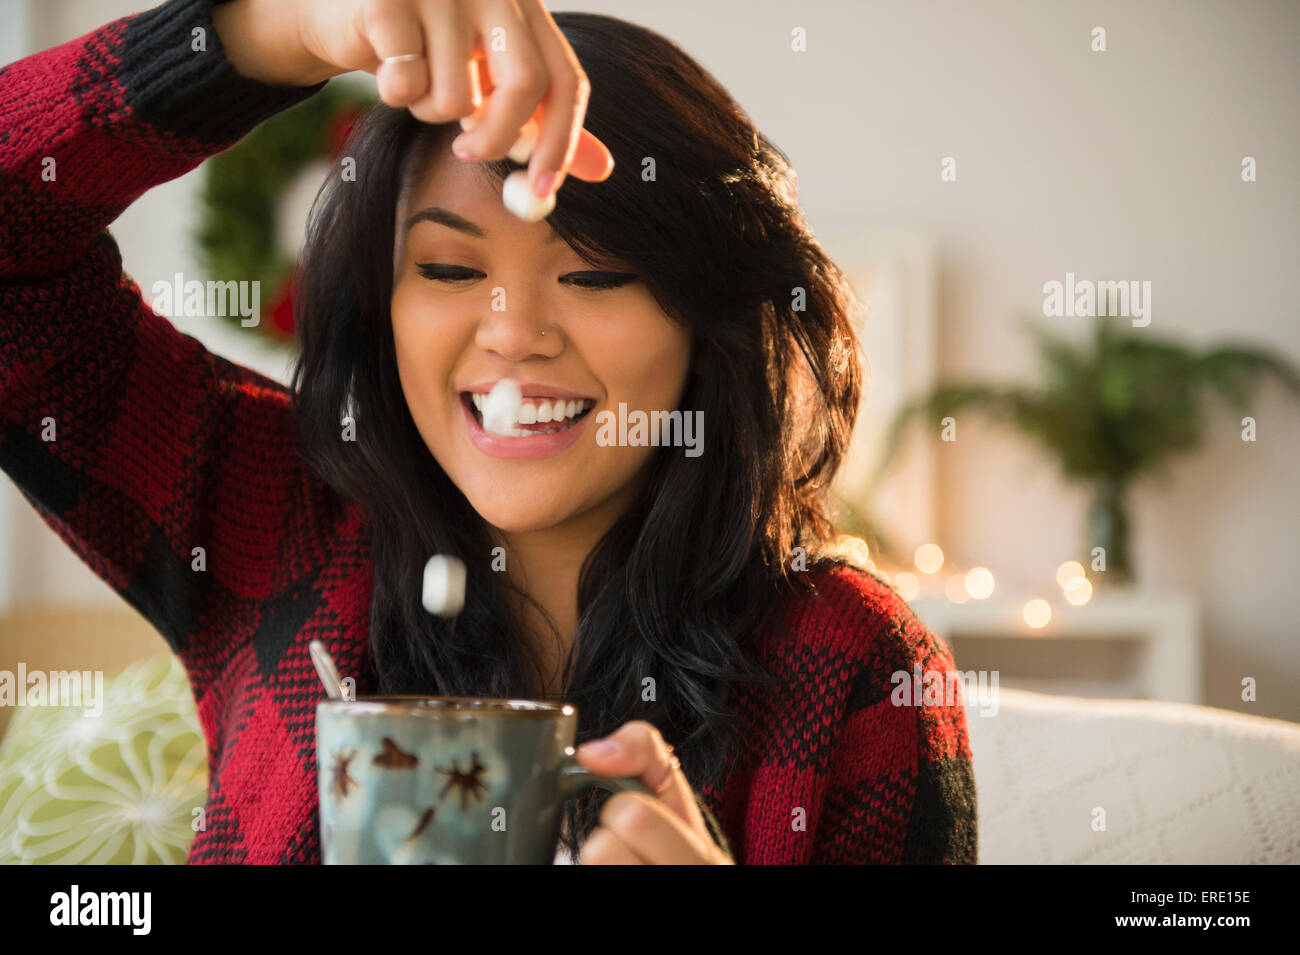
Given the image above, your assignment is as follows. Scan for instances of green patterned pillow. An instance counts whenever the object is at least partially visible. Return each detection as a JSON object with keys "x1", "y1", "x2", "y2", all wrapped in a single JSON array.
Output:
[{"x1": 0, "y1": 653, "x2": 209, "y2": 864}]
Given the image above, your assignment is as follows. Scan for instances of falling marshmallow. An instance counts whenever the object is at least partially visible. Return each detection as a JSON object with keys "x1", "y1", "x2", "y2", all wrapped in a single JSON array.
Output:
[
  {"x1": 482, "y1": 378, "x2": 522, "y2": 435},
  {"x1": 422, "y1": 554, "x2": 466, "y2": 617},
  {"x1": 502, "y1": 170, "x2": 555, "y2": 223}
]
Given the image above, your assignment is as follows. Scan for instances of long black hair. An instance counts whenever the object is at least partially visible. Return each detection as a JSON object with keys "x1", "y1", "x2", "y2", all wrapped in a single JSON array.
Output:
[{"x1": 291, "y1": 11, "x2": 864, "y2": 858}]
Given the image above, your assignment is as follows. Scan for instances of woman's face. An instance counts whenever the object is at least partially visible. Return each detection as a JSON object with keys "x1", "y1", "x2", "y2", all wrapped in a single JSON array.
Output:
[{"x1": 391, "y1": 148, "x2": 691, "y2": 535}]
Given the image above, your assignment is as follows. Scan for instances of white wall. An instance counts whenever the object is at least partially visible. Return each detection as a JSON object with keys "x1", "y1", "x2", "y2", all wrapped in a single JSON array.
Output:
[
  {"x1": 3, "y1": 0, "x2": 1297, "y2": 721},
  {"x1": 585, "y1": 0, "x2": 1300, "y2": 723}
]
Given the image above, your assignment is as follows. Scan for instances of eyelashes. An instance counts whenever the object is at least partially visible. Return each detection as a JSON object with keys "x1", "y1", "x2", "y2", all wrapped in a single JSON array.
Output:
[{"x1": 414, "y1": 264, "x2": 637, "y2": 291}]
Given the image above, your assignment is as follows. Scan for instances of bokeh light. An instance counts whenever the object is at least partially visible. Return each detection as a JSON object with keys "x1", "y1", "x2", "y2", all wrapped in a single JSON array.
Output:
[
  {"x1": 914, "y1": 543, "x2": 944, "y2": 574},
  {"x1": 945, "y1": 575, "x2": 970, "y2": 603},
  {"x1": 1023, "y1": 598, "x2": 1052, "y2": 629},
  {"x1": 1064, "y1": 576, "x2": 1093, "y2": 606},
  {"x1": 893, "y1": 571, "x2": 920, "y2": 601},
  {"x1": 964, "y1": 566, "x2": 996, "y2": 600},
  {"x1": 1056, "y1": 560, "x2": 1086, "y2": 590}
]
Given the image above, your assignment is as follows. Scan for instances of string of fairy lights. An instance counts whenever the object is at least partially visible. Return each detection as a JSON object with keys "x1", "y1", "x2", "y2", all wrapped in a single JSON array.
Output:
[{"x1": 844, "y1": 539, "x2": 1096, "y2": 630}]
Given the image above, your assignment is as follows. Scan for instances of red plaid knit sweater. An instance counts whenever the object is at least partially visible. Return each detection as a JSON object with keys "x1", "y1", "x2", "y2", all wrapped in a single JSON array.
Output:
[{"x1": 0, "y1": 0, "x2": 977, "y2": 864}]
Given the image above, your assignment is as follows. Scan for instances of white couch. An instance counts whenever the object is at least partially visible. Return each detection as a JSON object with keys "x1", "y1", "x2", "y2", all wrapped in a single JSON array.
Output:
[{"x1": 965, "y1": 688, "x2": 1300, "y2": 864}]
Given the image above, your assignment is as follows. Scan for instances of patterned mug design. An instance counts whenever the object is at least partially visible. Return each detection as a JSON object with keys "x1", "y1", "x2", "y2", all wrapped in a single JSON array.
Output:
[{"x1": 316, "y1": 696, "x2": 648, "y2": 864}]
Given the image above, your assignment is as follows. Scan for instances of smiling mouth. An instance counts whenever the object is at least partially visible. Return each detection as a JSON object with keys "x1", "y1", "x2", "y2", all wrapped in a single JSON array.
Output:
[{"x1": 461, "y1": 392, "x2": 596, "y2": 436}]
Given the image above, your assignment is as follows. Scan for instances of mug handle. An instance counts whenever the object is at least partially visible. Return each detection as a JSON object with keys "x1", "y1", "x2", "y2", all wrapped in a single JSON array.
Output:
[{"x1": 557, "y1": 752, "x2": 650, "y2": 800}]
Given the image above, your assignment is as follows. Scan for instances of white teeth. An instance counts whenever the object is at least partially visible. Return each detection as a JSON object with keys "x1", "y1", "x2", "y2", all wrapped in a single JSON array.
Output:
[{"x1": 469, "y1": 392, "x2": 593, "y2": 432}]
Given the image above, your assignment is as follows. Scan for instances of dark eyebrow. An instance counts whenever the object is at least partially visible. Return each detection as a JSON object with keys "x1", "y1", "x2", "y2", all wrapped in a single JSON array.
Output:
[{"x1": 404, "y1": 205, "x2": 562, "y2": 241}]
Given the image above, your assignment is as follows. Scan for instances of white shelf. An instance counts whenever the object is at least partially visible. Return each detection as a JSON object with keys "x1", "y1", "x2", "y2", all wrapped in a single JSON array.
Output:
[{"x1": 910, "y1": 587, "x2": 1201, "y2": 704}]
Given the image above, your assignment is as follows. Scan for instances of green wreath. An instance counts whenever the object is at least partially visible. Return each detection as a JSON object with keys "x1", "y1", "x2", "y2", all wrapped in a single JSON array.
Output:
[{"x1": 195, "y1": 82, "x2": 377, "y2": 340}]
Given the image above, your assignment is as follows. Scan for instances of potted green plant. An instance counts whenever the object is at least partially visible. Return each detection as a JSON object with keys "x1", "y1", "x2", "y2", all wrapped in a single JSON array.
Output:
[{"x1": 869, "y1": 316, "x2": 1300, "y2": 584}]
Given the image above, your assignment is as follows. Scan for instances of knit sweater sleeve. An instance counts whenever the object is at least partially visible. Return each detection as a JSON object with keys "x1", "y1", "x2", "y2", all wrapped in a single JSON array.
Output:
[
  {"x1": 812, "y1": 574, "x2": 980, "y2": 864},
  {"x1": 0, "y1": 1, "x2": 328, "y2": 661},
  {"x1": 705, "y1": 562, "x2": 979, "y2": 864}
]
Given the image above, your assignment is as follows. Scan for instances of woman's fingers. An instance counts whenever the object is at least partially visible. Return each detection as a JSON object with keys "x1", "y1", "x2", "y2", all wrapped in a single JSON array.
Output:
[
  {"x1": 579, "y1": 825, "x2": 644, "y2": 865},
  {"x1": 462, "y1": 19, "x2": 613, "y2": 185},
  {"x1": 597, "y1": 792, "x2": 718, "y2": 865},
  {"x1": 366, "y1": 1, "x2": 432, "y2": 107},
  {"x1": 513, "y1": 0, "x2": 589, "y2": 194},
  {"x1": 472, "y1": 49, "x2": 494, "y2": 102},
  {"x1": 575, "y1": 722, "x2": 730, "y2": 865},
  {"x1": 568, "y1": 128, "x2": 616, "y2": 183},
  {"x1": 451, "y1": 0, "x2": 548, "y2": 163},
  {"x1": 577, "y1": 722, "x2": 701, "y2": 825},
  {"x1": 358, "y1": 0, "x2": 614, "y2": 188},
  {"x1": 405, "y1": 0, "x2": 475, "y2": 123}
]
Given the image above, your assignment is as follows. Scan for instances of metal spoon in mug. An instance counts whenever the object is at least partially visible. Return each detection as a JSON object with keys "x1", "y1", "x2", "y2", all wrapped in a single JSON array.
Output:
[{"x1": 309, "y1": 639, "x2": 346, "y2": 700}]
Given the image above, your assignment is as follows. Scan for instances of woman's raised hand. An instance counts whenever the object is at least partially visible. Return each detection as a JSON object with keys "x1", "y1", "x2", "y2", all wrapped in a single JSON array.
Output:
[{"x1": 212, "y1": 0, "x2": 613, "y2": 197}]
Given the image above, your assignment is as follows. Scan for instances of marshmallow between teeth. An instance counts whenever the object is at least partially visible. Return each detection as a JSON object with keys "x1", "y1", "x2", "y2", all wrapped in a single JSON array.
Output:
[
  {"x1": 482, "y1": 378, "x2": 522, "y2": 435},
  {"x1": 422, "y1": 554, "x2": 466, "y2": 617}
]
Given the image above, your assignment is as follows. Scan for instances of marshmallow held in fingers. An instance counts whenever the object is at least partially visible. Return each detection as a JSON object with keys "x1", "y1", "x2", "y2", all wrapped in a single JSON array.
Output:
[
  {"x1": 502, "y1": 170, "x2": 555, "y2": 222},
  {"x1": 482, "y1": 378, "x2": 523, "y2": 434},
  {"x1": 422, "y1": 555, "x2": 467, "y2": 617}
]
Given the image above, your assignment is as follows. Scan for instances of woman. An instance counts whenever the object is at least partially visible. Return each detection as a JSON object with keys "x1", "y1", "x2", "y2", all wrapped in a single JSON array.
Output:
[{"x1": 0, "y1": 0, "x2": 977, "y2": 864}]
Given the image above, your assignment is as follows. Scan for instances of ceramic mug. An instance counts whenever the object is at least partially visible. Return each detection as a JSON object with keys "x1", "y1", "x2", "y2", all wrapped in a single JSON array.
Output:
[{"x1": 316, "y1": 696, "x2": 648, "y2": 864}]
